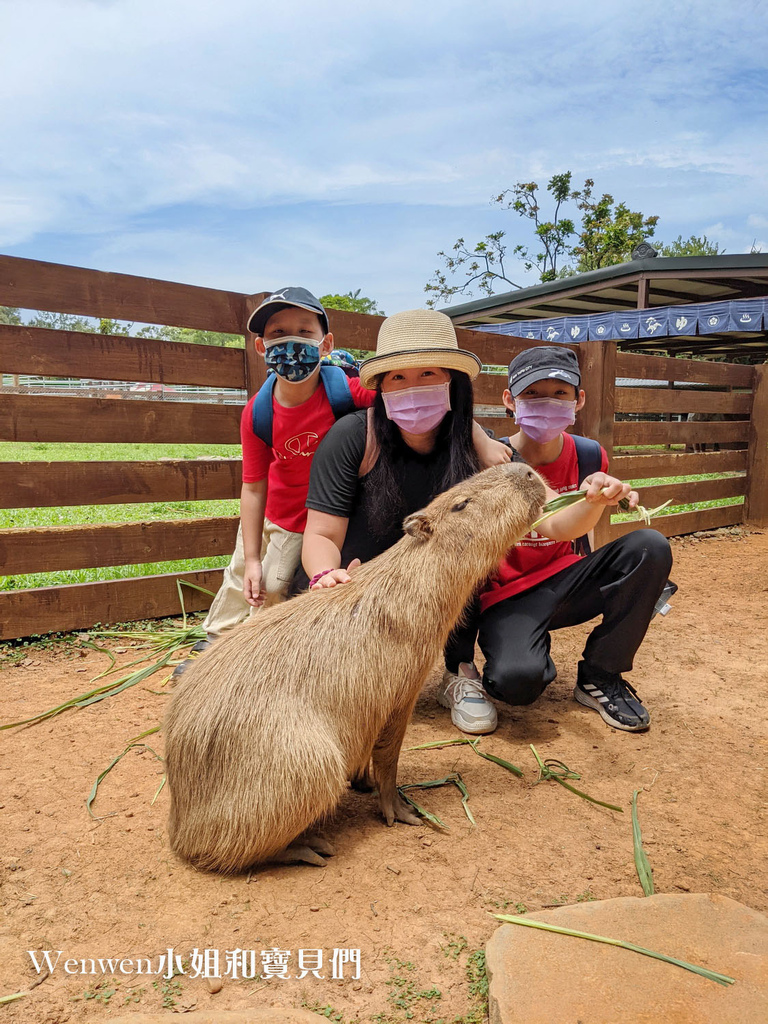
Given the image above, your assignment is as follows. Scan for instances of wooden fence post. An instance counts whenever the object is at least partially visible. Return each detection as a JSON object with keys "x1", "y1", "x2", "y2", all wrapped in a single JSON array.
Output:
[
  {"x1": 574, "y1": 340, "x2": 617, "y2": 549},
  {"x1": 744, "y1": 363, "x2": 768, "y2": 526}
]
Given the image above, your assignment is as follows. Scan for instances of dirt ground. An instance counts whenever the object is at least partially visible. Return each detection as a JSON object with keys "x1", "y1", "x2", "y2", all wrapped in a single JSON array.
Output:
[{"x1": 1, "y1": 528, "x2": 767, "y2": 1024}]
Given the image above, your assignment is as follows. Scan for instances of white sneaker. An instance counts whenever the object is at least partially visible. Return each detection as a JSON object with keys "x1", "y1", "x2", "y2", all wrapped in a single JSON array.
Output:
[{"x1": 437, "y1": 663, "x2": 498, "y2": 735}]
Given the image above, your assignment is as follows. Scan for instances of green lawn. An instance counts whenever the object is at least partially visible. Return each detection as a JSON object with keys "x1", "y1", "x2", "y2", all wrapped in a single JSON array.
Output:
[{"x1": 0, "y1": 441, "x2": 240, "y2": 590}]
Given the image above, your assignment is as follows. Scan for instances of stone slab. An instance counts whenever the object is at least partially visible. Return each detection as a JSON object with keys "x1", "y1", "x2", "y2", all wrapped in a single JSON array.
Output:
[
  {"x1": 107, "y1": 1010, "x2": 325, "y2": 1024},
  {"x1": 486, "y1": 893, "x2": 767, "y2": 1024}
]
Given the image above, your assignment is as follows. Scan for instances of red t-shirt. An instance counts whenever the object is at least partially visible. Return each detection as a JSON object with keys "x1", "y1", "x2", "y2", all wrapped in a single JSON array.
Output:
[
  {"x1": 479, "y1": 431, "x2": 609, "y2": 612},
  {"x1": 240, "y1": 375, "x2": 375, "y2": 533}
]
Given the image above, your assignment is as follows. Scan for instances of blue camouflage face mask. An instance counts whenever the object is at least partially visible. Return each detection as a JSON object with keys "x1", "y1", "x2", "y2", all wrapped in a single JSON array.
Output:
[{"x1": 264, "y1": 338, "x2": 322, "y2": 383}]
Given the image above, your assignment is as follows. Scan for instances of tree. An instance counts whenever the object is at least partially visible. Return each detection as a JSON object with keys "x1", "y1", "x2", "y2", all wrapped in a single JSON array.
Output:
[
  {"x1": 320, "y1": 290, "x2": 385, "y2": 316},
  {"x1": 0, "y1": 306, "x2": 21, "y2": 325},
  {"x1": 570, "y1": 179, "x2": 659, "y2": 271},
  {"x1": 658, "y1": 234, "x2": 724, "y2": 257},
  {"x1": 425, "y1": 173, "x2": 660, "y2": 306},
  {"x1": 26, "y1": 310, "x2": 98, "y2": 332}
]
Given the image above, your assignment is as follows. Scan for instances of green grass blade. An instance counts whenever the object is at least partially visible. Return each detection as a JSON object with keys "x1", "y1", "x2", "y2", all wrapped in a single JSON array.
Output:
[
  {"x1": 397, "y1": 788, "x2": 449, "y2": 830},
  {"x1": 453, "y1": 776, "x2": 476, "y2": 825},
  {"x1": 151, "y1": 775, "x2": 166, "y2": 805},
  {"x1": 1, "y1": 652, "x2": 174, "y2": 730},
  {"x1": 530, "y1": 745, "x2": 623, "y2": 813},
  {"x1": 0, "y1": 992, "x2": 28, "y2": 1006},
  {"x1": 87, "y1": 726, "x2": 163, "y2": 818},
  {"x1": 406, "y1": 738, "x2": 473, "y2": 750},
  {"x1": 493, "y1": 914, "x2": 735, "y2": 987},
  {"x1": 469, "y1": 739, "x2": 525, "y2": 777},
  {"x1": 632, "y1": 790, "x2": 655, "y2": 896},
  {"x1": 553, "y1": 776, "x2": 624, "y2": 813}
]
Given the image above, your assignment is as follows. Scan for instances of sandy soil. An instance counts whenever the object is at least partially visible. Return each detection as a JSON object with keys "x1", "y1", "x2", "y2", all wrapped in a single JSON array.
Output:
[{"x1": 1, "y1": 528, "x2": 767, "y2": 1023}]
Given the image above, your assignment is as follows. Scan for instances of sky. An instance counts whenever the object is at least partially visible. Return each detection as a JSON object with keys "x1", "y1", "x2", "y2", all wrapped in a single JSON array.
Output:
[{"x1": 1, "y1": 0, "x2": 767, "y2": 320}]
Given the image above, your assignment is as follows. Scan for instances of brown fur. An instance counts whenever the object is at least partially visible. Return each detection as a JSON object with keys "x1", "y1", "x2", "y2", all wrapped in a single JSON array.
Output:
[{"x1": 164, "y1": 462, "x2": 546, "y2": 873}]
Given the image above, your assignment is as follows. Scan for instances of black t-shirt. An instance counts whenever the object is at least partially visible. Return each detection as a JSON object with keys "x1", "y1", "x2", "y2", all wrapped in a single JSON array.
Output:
[{"x1": 305, "y1": 409, "x2": 455, "y2": 566}]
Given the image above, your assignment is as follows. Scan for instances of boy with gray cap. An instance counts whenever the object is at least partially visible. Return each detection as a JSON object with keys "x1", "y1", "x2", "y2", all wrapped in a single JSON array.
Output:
[{"x1": 441, "y1": 346, "x2": 673, "y2": 734}]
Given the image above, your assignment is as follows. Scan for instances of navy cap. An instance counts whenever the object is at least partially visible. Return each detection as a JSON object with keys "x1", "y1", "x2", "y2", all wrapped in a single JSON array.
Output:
[
  {"x1": 507, "y1": 346, "x2": 581, "y2": 396},
  {"x1": 247, "y1": 287, "x2": 329, "y2": 336}
]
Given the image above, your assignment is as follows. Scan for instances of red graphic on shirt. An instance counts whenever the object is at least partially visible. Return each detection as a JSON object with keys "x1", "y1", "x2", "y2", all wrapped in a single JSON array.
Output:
[{"x1": 277, "y1": 431, "x2": 321, "y2": 460}]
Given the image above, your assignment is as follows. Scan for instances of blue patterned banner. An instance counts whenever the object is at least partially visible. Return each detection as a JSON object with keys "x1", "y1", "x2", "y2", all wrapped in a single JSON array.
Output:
[
  {"x1": 564, "y1": 317, "x2": 590, "y2": 342},
  {"x1": 613, "y1": 311, "x2": 639, "y2": 339},
  {"x1": 588, "y1": 312, "x2": 616, "y2": 340},
  {"x1": 470, "y1": 297, "x2": 767, "y2": 342},
  {"x1": 639, "y1": 309, "x2": 668, "y2": 338},
  {"x1": 539, "y1": 318, "x2": 567, "y2": 343},
  {"x1": 666, "y1": 307, "x2": 698, "y2": 335},
  {"x1": 514, "y1": 321, "x2": 543, "y2": 340},
  {"x1": 698, "y1": 302, "x2": 730, "y2": 334},
  {"x1": 728, "y1": 300, "x2": 764, "y2": 331}
]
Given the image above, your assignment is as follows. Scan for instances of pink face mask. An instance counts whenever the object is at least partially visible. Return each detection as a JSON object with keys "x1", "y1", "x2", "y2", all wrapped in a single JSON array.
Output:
[
  {"x1": 381, "y1": 382, "x2": 451, "y2": 434},
  {"x1": 514, "y1": 397, "x2": 577, "y2": 443}
]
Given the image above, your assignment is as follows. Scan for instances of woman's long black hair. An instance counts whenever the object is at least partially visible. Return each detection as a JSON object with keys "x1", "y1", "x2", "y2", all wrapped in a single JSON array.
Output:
[{"x1": 365, "y1": 369, "x2": 480, "y2": 537}]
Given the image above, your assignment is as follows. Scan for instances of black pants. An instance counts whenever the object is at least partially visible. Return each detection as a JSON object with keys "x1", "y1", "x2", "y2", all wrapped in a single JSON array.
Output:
[{"x1": 445, "y1": 529, "x2": 673, "y2": 706}]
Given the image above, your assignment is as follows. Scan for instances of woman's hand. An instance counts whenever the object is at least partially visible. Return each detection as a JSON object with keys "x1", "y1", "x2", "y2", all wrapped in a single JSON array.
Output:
[
  {"x1": 243, "y1": 557, "x2": 266, "y2": 607},
  {"x1": 582, "y1": 472, "x2": 638, "y2": 508},
  {"x1": 311, "y1": 559, "x2": 361, "y2": 589}
]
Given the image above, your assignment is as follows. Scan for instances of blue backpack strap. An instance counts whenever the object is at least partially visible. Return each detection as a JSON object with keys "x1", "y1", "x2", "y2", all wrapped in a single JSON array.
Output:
[
  {"x1": 571, "y1": 434, "x2": 603, "y2": 556},
  {"x1": 319, "y1": 364, "x2": 355, "y2": 418},
  {"x1": 251, "y1": 374, "x2": 278, "y2": 447}
]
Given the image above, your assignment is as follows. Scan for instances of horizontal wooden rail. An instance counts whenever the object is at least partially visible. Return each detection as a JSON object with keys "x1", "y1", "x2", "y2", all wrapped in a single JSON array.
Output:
[
  {"x1": 615, "y1": 351, "x2": 754, "y2": 387},
  {"x1": 606, "y1": 503, "x2": 743, "y2": 540},
  {"x1": 0, "y1": 516, "x2": 239, "y2": 575},
  {"x1": 612, "y1": 450, "x2": 747, "y2": 480},
  {"x1": 0, "y1": 325, "x2": 247, "y2": 388},
  {"x1": 615, "y1": 388, "x2": 752, "y2": 415},
  {"x1": 0, "y1": 459, "x2": 242, "y2": 509},
  {"x1": 0, "y1": 393, "x2": 242, "y2": 444},
  {"x1": 0, "y1": 255, "x2": 249, "y2": 334},
  {"x1": 613, "y1": 419, "x2": 750, "y2": 446},
  {"x1": 0, "y1": 569, "x2": 223, "y2": 640},
  {"x1": 630, "y1": 476, "x2": 745, "y2": 508}
]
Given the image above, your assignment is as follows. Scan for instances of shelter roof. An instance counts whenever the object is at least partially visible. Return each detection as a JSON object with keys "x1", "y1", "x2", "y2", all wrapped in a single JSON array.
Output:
[{"x1": 442, "y1": 254, "x2": 768, "y2": 360}]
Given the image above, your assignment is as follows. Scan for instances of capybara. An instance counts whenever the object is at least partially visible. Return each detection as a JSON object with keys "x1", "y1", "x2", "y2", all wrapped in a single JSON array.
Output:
[{"x1": 165, "y1": 461, "x2": 546, "y2": 873}]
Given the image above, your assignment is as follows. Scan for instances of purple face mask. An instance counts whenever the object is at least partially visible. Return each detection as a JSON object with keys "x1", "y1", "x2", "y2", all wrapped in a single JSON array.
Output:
[
  {"x1": 514, "y1": 397, "x2": 577, "y2": 443},
  {"x1": 381, "y1": 382, "x2": 451, "y2": 434}
]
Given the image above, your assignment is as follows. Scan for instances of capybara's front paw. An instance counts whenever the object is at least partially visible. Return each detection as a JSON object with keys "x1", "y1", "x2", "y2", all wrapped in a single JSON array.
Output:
[{"x1": 380, "y1": 794, "x2": 422, "y2": 827}]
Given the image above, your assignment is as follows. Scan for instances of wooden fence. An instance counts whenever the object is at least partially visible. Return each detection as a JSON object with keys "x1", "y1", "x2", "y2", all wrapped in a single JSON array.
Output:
[{"x1": 1, "y1": 255, "x2": 766, "y2": 639}]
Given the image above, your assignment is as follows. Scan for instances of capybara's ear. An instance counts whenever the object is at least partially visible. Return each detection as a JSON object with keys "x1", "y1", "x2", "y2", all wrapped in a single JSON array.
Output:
[{"x1": 403, "y1": 511, "x2": 434, "y2": 542}]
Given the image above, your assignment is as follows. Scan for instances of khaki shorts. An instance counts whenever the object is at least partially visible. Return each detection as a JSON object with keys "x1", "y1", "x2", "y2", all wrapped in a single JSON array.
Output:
[{"x1": 202, "y1": 518, "x2": 303, "y2": 636}]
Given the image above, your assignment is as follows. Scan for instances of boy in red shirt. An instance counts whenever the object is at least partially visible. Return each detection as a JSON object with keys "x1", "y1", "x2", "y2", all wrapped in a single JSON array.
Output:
[
  {"x1": 193, "y1": 288, "x2": 375, "y2": 649},
  {"x1": 442, "y1": 346, "x2": 673, "y2": 734}
]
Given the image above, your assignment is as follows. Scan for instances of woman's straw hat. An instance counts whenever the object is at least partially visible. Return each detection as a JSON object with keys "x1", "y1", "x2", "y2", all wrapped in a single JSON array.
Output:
[{"x1": 359, "y1": 309, "x2": 482, "y2": 389}]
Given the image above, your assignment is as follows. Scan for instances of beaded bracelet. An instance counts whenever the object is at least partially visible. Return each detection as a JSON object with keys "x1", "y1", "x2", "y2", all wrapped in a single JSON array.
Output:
[{"x1": 309, "y1": 568, "x2": 335, "y2": 589}]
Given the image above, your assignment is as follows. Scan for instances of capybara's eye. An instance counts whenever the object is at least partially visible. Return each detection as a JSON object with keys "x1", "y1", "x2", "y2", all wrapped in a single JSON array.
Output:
[{"x1": 451, "y1": 499, "x2": 470, "y2": 512}]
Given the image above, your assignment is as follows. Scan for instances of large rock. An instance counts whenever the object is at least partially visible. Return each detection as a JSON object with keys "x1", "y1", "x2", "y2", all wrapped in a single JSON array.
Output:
[
  {"x1": 486, "y1": 893, "x2": 767, "y2": 1024},
  {"x1": 107, "y1": 1011, "x2": 327, "y2": 1024}
]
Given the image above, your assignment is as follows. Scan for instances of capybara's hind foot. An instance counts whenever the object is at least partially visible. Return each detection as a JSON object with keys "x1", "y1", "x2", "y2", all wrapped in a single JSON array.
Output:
[
  {"x1": 272, "y1": 833, "x2": 336, "y2": 867},
  {"x1": 380, "y1": 793, "x2": 422, "y2": 827}
]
